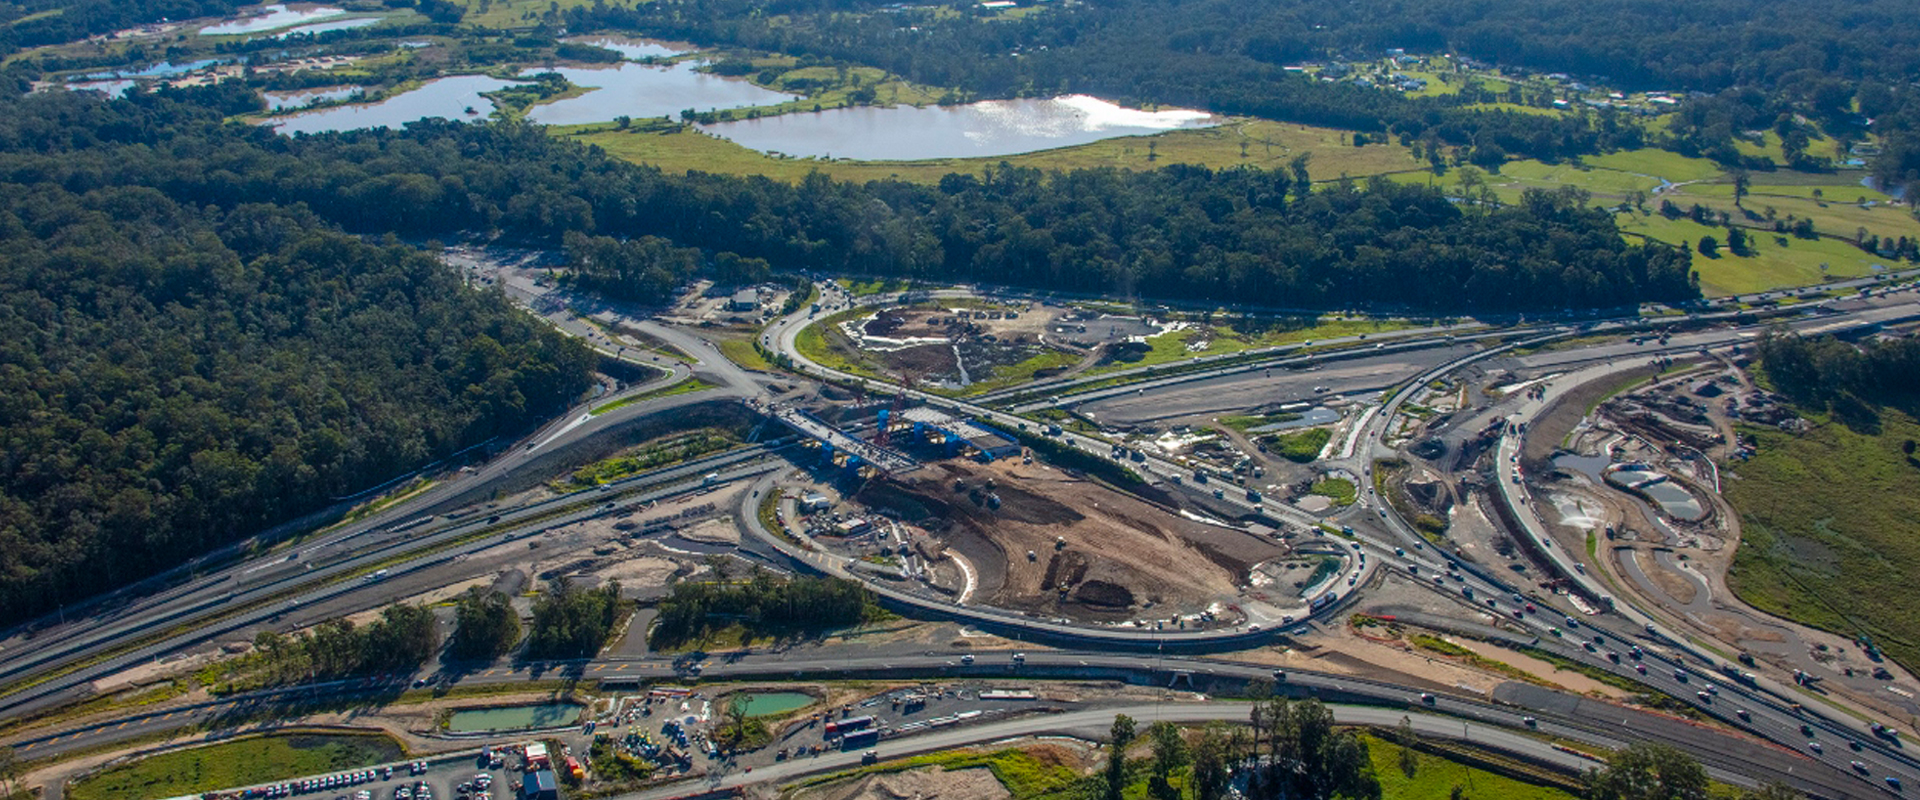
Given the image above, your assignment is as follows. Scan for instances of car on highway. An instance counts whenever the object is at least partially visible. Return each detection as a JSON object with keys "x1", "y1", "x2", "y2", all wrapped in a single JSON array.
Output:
[
  {"x1": 1852, "y1": 760, "x2": 1870, "y2": 775},
  {"x1": 1808, "y1": 741, "x2": 1822, "y2": 754}
]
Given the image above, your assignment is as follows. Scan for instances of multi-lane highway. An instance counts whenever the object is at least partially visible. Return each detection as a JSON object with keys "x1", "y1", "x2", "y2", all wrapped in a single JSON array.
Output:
[
  {"x1": 8, "y1": 274, "x2": 1920, "y2": 798},
  {"x1": 760, "y1": 279, "x2": 1920, "y2": 797},
  {"x1": 0, "y1": 315, "x2": 781, "y2": 722}
]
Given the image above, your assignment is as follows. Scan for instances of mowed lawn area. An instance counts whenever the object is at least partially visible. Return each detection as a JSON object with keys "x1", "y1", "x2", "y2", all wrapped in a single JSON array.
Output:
[
  {"x1": 68, "y1": 732, "x2": 406, "y2": 800},
  {"x1": 1724, "y1": 409, "x2": 1920, "y2": 670}
]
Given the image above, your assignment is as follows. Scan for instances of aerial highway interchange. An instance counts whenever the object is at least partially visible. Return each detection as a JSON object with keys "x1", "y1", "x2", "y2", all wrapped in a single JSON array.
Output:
[{"x1": 7, "y1": 267, "x2": 1920, "y2": 800}]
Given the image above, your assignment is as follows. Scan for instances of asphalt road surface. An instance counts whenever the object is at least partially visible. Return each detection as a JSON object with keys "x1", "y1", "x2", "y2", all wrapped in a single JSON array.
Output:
[{"x1": 1076, "y1": 345, "x2": 1481, "y2": 424}]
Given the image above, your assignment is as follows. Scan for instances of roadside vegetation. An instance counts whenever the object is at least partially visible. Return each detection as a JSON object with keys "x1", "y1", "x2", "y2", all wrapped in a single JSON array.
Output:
[
  {"x1": 197, "y1": 605, "x2": 438, "y2": 694},
  {"x1": 553, "y1": 428, "x2": 740, "y2": 491},
  {"x1": 715, "y1": 336, "x2": 775, "y2": 371},
  {"x1": 588, "y1": 377, "x2": 719, "y2": 416},
  {"x1": 1265, "y1": 428, "x2": 1332, "y2": 463},
  {"x1": 449, "y1": 587, "x2": 522, "y2": 662},
  {"x1": 524, "y1": 579, "x2": 629, "y2": 660},
  {"x1": 66, "y1": 732, "x2": 405, "y2": 800},
  {"x1": 648, "y1": 573, "x2": 881, "y2": 650},
  {"x1": 1309, "y1": 477, "x2": 1359, "y2": 506}
]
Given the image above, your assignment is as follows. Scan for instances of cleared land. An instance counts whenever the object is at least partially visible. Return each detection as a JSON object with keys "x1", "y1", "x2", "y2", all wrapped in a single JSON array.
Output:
[
  {"x1": 1723, "y1": 409, "x2": 1920, "y2": 670},
  {"x1": 856, "y1": 459, "x2": 1284, "y2": 621},
  {"x1": 67, "y1": 732, "x2": 406, "y2": 800},
  {"x1": 796, "y1": 304, "x2": 1080, "y2": 395}
]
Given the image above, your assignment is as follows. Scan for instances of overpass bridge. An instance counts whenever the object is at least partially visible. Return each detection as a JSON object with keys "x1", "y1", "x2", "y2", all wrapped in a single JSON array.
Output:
[{"x1": 771, "y1": 406, "x2": 919, "y2": 475}]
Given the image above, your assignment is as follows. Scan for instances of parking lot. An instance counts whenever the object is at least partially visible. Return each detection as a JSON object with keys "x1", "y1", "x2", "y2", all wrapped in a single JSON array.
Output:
[{"x1": 217, "y1": 749, "x2": 524, "y2": 800}]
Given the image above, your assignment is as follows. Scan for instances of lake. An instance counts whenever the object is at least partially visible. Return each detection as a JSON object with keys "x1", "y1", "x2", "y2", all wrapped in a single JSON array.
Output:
[
  {"x1": 446, "y1": 702, "x2": 583, "y2": 733},
  {"x1": 201, "y1": 4, "x2": 349, "y2": 36},
  {"x1": 263, "y1": 86, "x2": 362, "y2": 111},
  {"x1": 266, "y1": 75, "x2": 521, "y2": 134},
  {"x1": 82, "y1": 59, "x2": 223, "y2": 80},
  {"x1": 521, "y1": 61, "x2": 797, "y2": 126},
  {"x1": 698, "y1": 94, "x2": 1221, "y2": 161},
  {"x1": 567, "y1": 36, "x2": 692, "y2": 60},
  {"x1": 275, "y1": 16, "x2": 381, "y2": 38}
]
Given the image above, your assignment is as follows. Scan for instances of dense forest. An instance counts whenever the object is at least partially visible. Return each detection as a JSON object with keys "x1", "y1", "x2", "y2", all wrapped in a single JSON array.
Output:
[{"x1": 0, "y1": 92, "x2": 597, "y2": 625}]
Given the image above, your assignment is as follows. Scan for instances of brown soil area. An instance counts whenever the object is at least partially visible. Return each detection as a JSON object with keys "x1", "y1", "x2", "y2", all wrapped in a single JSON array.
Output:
[
  {"x1": 1520, "y1": 367, "x2": 1663, "y2": 470},
  {"x1": 858, "y1": 459, "x2": 1284, "y2": 621},
  {"x1": 792, "y1": 765, "x2": 1012, "y2": 800}
]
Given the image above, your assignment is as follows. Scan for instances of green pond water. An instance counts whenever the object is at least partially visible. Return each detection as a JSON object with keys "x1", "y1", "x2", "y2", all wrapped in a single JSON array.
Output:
[
  {"x1": 733, "y1": 692, "x2": 815, "y2": 717},
  {"x1": 446, "y1": 702, "x2": 583, "y2": 733}
]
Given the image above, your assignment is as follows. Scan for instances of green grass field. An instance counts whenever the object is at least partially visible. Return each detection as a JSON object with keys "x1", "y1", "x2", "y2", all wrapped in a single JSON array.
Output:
[
  {"x1": 458, "y1": 0, "x2": 600, "y2": 28},
  {"x1": 715, "y1": 336, "x2": 775, "y2": 372},
  {"x1": 1585, "y1": 149, "x2": 1725, "y2": 182},
  {"x1": 797, "y1": 747, "x2": 1080, "y2": 799},
  {"x1": 1614, "y1": 213, "x2": 1887, "y2": 295},
  {"x1": 1362, "y1": 733, "x2": 1579, "y2": 800},
  {"x1": 1724, "y1": 409, "x2": 1920, "y2": 670},
  {"x1": 1310, "y1": 477, "x2": 1358, "y2": 506},
  {"x1": 947, "y1": 349, "x2": 1082, "y2": 397},
  {"x1": 1267, "y1": 427, "x2": 1332, "y2": 463},
  {"x1": 68, "y1": 732, "x2": 406, "y2": 800}
]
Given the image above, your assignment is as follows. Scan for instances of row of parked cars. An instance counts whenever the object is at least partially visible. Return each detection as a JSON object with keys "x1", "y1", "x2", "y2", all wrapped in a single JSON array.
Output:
[{"x1": 241, "y1": 761, "x2": 435, "y2": 799}]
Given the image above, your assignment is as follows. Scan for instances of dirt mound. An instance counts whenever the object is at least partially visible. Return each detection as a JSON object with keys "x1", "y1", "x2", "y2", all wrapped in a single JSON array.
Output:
[
  {"x1": 795, "y1": 765, "x2": 1010, "y2": 800},
  {"x1": 1073, "y1": 580, "x2": 1134, "y2": 609},
  {"x1": 863, "y1": 311, "x2": 907, "y2": 336},
  {"x1": 856, "y1": 481, "x2": 950, "y2": 523},
  {"x1": 1042, "y1": 550, "x2": 1090, "y2": 591}
]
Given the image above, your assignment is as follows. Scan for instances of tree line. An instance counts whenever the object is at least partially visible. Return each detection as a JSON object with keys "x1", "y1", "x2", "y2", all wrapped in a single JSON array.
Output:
[
  {"x1": 1756, "y1": 329, "x2": 1920, "y2": 428},
  {"x1": 648, "y1": 571, "x2": 878, "y2": 649},
  {"x1": 1085, "y1": 695, "x2": 1805, "y2": 800},
  {"x1": 238, "y1": 604, "x2": 439, "y2": 689}
]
